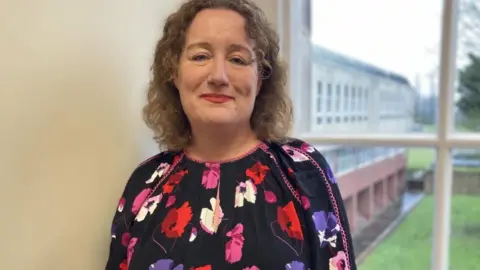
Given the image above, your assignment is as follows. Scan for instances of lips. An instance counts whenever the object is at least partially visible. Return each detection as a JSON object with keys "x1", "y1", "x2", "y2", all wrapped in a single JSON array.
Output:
[{"x1": 200, "y1": 94, "x2": 233, "y2": 104}]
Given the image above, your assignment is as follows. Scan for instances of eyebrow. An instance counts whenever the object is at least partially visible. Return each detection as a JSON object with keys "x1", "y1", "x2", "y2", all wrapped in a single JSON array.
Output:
[{"x1": 185, "y1": 42, "x2": 254, "y2": 55}]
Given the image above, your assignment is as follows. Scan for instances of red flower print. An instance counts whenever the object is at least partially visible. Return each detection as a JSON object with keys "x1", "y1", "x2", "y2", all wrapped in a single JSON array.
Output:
[
  {"x1": 161, "y1": 202, "x2": 193, "y2": 238},
  {"x1": 190, "y1": 265, "x2": 212, "y2": 270},
  {"x1": 173, "y1": 154, "x2": 181, "y2": 165},
  {"x1": 246, "y1": 162, "x2": 269, "y2": 185},
  {"x1": 277, "y1": 201, "x2": 304, "y2": 240},
  {"x1": 287, "y1": 167, "x2": 294, "y2": 178},
  {"x1": 119, "y1": 259, "x2": 128, "y2": 270},
  {"x1": 163, "y1": 170, "x2": 188, "y2": 194}
]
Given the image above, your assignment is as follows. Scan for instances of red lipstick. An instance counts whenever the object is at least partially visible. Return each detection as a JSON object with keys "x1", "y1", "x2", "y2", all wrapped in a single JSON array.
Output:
[{"x1": 200, "y1": 93, "x2": 233, "y2": 104}]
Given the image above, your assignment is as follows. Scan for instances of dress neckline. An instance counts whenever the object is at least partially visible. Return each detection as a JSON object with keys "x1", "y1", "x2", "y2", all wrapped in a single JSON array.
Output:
[{"x1": 182, "y1": 142, "x2": 265, "y2": 164}]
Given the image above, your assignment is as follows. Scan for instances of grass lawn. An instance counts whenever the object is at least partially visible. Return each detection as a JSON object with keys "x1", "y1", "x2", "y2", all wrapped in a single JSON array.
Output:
[
  {"x1": 359, "y1": 195, "x2": 480, "y2": 270},
  {"x1": 406, "y1": 148, "x2": 435, "y2": 170},
  {"x1": 406, "y1": 148, "x2": 480, "y2": 172}
]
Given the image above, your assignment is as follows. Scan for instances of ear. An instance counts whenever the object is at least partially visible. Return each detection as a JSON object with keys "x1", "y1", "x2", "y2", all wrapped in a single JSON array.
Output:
[
  {"x1": 172, "y1": 73, "x2": 179, "y2": 91},
  {"x1": 256, "y1": 79, "x2": 262, "y2": 96}
]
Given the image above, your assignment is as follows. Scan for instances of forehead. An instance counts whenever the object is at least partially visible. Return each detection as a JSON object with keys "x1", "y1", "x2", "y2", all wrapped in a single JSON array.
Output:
[{"x1": 185, "y1": 8, "x2": 253, "y2": 47}]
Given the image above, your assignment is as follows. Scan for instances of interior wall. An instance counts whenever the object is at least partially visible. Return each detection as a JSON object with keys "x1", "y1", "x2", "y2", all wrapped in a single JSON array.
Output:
[
  {"x1": 0, "y1": 0, "x2": 281, "y2": 269},
  {"x1": 0, "y1": 0, "x2": 181, "y2": 269}
]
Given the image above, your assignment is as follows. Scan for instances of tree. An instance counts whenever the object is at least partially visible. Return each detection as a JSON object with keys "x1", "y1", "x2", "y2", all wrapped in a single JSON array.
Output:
[
  {"x1": 458, "y1": 0, "x2": 480, "y2": 64},
  {"x1": 456, "y1": 53, "x2": 480, "y2": 130}
]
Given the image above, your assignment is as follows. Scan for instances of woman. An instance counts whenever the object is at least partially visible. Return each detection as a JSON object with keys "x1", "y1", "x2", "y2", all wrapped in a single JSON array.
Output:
[{"x1": 106, "y1": 0, "x2": 356, "y2": 269}]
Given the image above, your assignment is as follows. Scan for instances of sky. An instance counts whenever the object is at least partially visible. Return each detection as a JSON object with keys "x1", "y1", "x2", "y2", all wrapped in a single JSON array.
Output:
[{"x1": 311, "y1": 0, "x2": 443, "y2": 95}]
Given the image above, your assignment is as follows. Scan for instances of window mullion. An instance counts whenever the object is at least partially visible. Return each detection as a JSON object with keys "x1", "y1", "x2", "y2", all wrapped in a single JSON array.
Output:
[{"x1": 432, "y1": 0, "x2": 459, "y2": 269}]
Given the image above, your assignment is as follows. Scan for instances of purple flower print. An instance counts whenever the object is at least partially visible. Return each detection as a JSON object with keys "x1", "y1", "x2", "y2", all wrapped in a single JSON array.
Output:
[
  {"x1": 149, "y1": 259, "x2": 184, "y2": 270},
  {"x1": 312, "y1": 211, "x2": 340, "y2": 248},
  {"x1": 326, "y1": 165, "x2": 336, "y2": 184},
  {"x1": 285, "y1": 261, "x2": 305, "y2": 270}
]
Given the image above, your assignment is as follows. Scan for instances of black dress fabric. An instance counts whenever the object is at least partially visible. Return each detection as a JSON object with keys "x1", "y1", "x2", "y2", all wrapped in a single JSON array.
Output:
[{"x1": 106, "y1": 140, "x2": 355, "y2": 270}]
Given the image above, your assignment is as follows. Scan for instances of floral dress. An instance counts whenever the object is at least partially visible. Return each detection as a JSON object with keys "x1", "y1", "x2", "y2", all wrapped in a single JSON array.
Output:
[{"x1": 106, "y1": 141, "x2": 354, "y2": 270}]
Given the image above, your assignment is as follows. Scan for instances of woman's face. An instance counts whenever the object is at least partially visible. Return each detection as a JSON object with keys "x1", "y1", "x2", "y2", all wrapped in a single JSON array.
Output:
[{"x1": 174, "y1": 8, "x2": 261, "y2": 129}]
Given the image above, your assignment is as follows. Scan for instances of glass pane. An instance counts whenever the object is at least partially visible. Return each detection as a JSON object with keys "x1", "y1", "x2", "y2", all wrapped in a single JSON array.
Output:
[
  {"x1": 312, "y1": 144, "x2": 435, "y2": 269},
  {"x1": 454, "y1": 0, "x2": 480, "y2": 132},
  {"x1": 310, "y1": 0, "x2": 443, "y2": 135},
  {"x1": 449, "y1": 148, "x2": 480, "y2": 268}
]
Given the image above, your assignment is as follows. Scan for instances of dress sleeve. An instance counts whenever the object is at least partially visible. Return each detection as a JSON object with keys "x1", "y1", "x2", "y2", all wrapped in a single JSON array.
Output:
[
  {"x1": 105, "y1": 165, "x2": 151, "y2": 270},
  {"x1": 306, "y1": 146, "x2": 357, "y2": 270}
]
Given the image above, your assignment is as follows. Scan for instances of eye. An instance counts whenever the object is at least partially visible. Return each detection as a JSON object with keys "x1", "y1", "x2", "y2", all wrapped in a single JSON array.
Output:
[
  {"x1": 229, "y1": 56, "x2": 248, "y2": 66},
  {"x1": 191, "y1": 54, "x2": 210, "y2": 62}
]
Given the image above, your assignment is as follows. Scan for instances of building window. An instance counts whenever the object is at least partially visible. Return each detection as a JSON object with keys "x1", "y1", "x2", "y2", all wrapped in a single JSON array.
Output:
[
  {"x1": 343, "y1": 85, "x2": 349, "y2": 112},
  {"x1": 351, "y1": 86, "x2": 356, "y2": 112},
  {"x1": 326, "y1": 83, "x2": 333, "y2": 112},
  {"x1": 335, "y1": 84, "x2": 341, "y2": 112},
  {"x1": 316, "y1": 81, "x2": 323, "y2": 112},
  {"x1": 316, "y1": 117, "x2": 323, "y2": 125},
  {"x1": 357, "y1": 87, "x2": 362, "y2": 112},
  {"x1": 364, "y1": 88, "x2": 369, "y2": 113}
]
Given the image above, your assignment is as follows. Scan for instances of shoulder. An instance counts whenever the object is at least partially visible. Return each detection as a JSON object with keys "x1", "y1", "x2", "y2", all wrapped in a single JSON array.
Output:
[
  {"x1": 274, "y1": 137, "x2": 330, "y2": 167},
  {"x1": 122, "y1": 150, "x2": 180, "y2": 194}
]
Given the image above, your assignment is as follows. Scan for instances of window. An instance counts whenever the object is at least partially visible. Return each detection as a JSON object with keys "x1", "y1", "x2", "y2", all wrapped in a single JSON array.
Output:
[
  {"x1": 344, "y1": 85, "x2": 349, "y2": 112},
  {"x1": 326, "y1": 83, "x2": 333, "y2": 112},
  {"x1": 363, "y1": 88, "x2": 369, "y2": 114},
  {"x1": 301, "y1": 1, "x2": 480, "y2": 268},
  {"x1": 357, "y1": 87, "x2": 363, "y2": 113},
  {"x1": 316, "y1": 81, "x2": 323, "y2": 112},
  {"x1": 335, "y1": 84, "x2": 342, "y2": 112},
  {"x1": 351, "y1": 86, "x2": 356, "y2": 112}
]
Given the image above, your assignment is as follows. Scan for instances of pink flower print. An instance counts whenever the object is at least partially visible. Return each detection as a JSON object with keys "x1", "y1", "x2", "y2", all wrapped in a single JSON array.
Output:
[
  {"x1": 121, "y1": 232, "x2": 131, "y2": 246},
  {"x1": 243, "y1": 266, "x2": 260, "y2": 270},
  {"x1": 300, "y1": 142, "x2": 315, "y2": 153},
  {"x1": 132, "y1": 188, "x2": 152, "y2": 215},
  {"x1": 202, "y1": 163, "x2": 220, "y2": 189},
  {"x1": 225, "y1": 223, "x2": 245, "y2": 263},
  {"x1": 118, "y1": 197, "x2": 126, "y2": 212},
  {"x1": 166, "y1": 195, "x2": 176, "y2": 208},
  {"x1": 189, "y1": 227, "x2": 197, "y2": 242},
  {"x1": 329, "y1": 251, "x2": 347, "y2": 270},
  {"x1": 301, "y1": 196, "x2": 310, "y2": 210},
  {"x1": 282, "y1": 145, "x2": 309, "y2": 162},
  {"x1": 264, "y1": 190, "x2": 277, "y2": 203},
  {"x1": 127, "y1": 237, "x2": 138, "y2": 267},
  {"x1": 135, "y1": 194, "x2": 162, "y2": 222}
]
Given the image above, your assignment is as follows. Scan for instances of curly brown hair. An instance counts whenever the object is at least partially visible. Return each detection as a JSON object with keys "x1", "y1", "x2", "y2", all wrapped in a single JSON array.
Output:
[{"x1": 143, "y1": 0, "x2": 293, "y2": 151}]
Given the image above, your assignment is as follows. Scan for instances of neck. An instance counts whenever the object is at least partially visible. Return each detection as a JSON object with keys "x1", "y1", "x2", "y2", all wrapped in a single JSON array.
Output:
[{"x1": 186, "y1": 123, "x2": 261, "y2": 162}]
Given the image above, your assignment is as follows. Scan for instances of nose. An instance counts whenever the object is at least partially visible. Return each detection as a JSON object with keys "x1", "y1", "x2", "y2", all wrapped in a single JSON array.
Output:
[{"x1": 207, "y1": 58, "x2": 229, "y2": 88}]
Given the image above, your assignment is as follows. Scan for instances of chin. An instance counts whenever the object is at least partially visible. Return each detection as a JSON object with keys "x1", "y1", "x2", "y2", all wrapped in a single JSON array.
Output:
[{"x1": 200, "y1": 112, "x2": 239, "y2": 125}]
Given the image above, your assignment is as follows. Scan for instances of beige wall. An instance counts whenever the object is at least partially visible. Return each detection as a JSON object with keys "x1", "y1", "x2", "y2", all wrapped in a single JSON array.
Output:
[
  {"x1": 0, "y1": 0, "x2": 181, "y2": 269},
  {"x1": 0, "y1": 0, "x2": 283, "y2": 269}
]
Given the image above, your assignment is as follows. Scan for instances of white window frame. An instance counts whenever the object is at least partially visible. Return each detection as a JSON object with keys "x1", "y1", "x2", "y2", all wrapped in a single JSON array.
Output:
[{"x1": 283, "y1": 0, "x2": 475, "y2": 269}]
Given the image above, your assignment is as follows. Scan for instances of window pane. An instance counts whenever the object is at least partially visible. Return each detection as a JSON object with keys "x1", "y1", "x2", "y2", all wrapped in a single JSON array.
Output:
[
  {"x1": 310, "y1": 0, "x2": 442, "y2": 134},
  {"x1": 449, "y1": 148, "x2": 480, "y2": 268},
  {"x1": 311, "y1": 144, "x2": 435, "y2": 269},
  {"x1": 454, "y1": 0, "x2": 480, "y2": 132}
]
